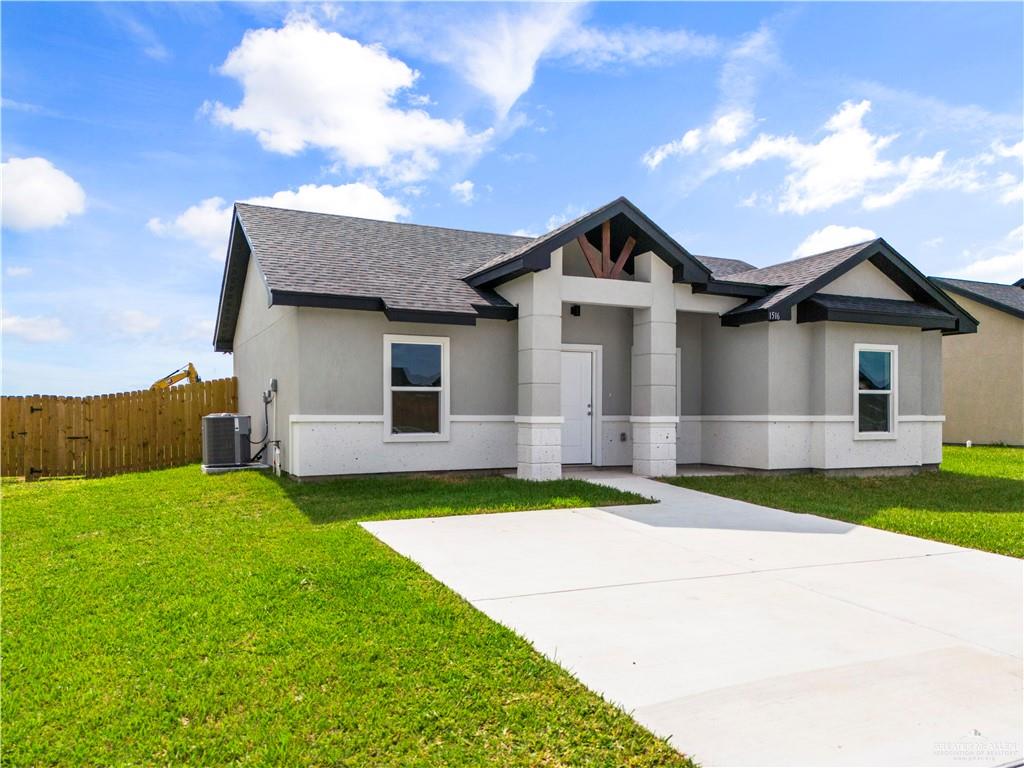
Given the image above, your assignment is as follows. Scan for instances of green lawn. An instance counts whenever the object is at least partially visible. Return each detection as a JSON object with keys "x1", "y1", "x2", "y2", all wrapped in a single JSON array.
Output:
[
  {"x1": 2, "y1": 468, "x2": 692, "y2": 767},
  {"x1": 668, "y1": 445, "x2": 1023, "y2": 558}
]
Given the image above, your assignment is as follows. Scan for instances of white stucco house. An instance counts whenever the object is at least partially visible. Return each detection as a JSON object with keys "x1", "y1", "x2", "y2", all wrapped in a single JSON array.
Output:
[{"x1": 213, "y1": 197, "x2": 977, "y2": 480}]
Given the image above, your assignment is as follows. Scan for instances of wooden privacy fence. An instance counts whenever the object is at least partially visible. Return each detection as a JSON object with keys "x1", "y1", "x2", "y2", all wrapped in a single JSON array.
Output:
[{"x1": 1, "y1": 378, "x2": 237, "y2": 480}]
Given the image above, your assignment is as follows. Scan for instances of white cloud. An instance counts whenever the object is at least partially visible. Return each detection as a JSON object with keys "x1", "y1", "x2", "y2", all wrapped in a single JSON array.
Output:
[
  {"x1": 861, "y1": 151, "x2": 947, "y2": 210},
  {"x1": 644, "y1": 110, "x2": 753, "y2": 168},
  {"x1": 922, "y1": 236, "x2": 945, "y2": 249},
  {"x1": 2, "y1": 312, "x2": 71, "y2": 343},
  {"x1": 103, "y1": 7, "x2": 170, "y2": 61},
  {"x1": 183, "y1": 318, "x2": 215, "y2": 342},
  {"x1": 147, "y1": 196, "x2": 230, "y2": 260},
  {"x1": 115, "y1": 309, "x2": 162, "y2": 336},
  {"x1": 545, "y1": 204, "x2": 587, "y2": 233},
  {"x1": 5, "y1": 266, "x2": 32, "y2": 277},
  {"x1": 793, "y1": 225, "x2": 878, "y2": 258},
  {"x1": 721, "y1": 100, "x2": 910, "y2": 214},
  {"x1": 335, "y1": 5, "x2": 718, "y2": 119},
  {"x1": 995, "y1": 172, "x2": 1024, "y2": 205},
  {"x1": 642, "y1": 27, "x2": 775, "y2": 170},
  {"x1": 510, "y1": 228, "x2": 538, "y2": 238},
  {"x1": 561, "y1": 24, "x2": 719, "y2": 69},
  {"x1": 247, "y1": 182, "x2": 409, "y2": 219},
  {"x1": 2, "y1": 157, "x2": 86, "y2": 230},
  {"x1": 992, "y1": 139, "x2": 1024, "y2": 161},
  {"x1": 148, "y1": 182, "x2": 409, "y2": 260},
  {"x1": 441, "y1": 4, "x2": 581, "y2": 119},
  {"x1": 450, "y1": 179, "x2": 475, "y2": 204},
  {"x1": 946, "y1": 226, "x2": 1024, "y2": 284},
  {"x1": 710, "y1": 100, "x2": 1021, "y2": 214},
  {"x1": 208, "y1": 17, "x2": 487, "y2": 183}
]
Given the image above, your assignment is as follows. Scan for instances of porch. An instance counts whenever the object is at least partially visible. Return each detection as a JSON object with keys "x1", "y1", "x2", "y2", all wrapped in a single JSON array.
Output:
[{"x1": 498, "y1": 235, "x2": 738, "y2": 481}]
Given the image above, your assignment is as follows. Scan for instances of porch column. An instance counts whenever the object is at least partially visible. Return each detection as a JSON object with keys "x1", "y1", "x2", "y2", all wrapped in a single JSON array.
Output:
[
  {"x1": 631, "y1": 252, "x2": 678, "y2": 476},
  {"x1": 503, "y1": 249, "x2": 563, "y2": 480}
]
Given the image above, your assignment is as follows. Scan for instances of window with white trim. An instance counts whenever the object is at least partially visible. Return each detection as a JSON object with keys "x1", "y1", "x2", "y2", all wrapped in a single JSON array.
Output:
[
  {"x1": 384, "y1": 335, "x2": 450, "y2": 441},
  {"x1": 855, "y1": 344, "x2": 897, "y2": 437}
]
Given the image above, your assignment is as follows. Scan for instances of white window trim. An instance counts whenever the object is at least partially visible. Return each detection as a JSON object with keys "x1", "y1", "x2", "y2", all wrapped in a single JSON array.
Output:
[
  {"x1": 383, "y1": 334, "x2": 450, "y2": 443},
  {"x1": 853, "y1": 343, "x2": 898, "y2": 440}
]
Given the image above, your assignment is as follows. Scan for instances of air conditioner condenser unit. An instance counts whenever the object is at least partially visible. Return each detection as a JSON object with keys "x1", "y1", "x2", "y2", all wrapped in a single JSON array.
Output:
[{"x1": 202, "y1": 413, "x2": 252, "y2": 469}]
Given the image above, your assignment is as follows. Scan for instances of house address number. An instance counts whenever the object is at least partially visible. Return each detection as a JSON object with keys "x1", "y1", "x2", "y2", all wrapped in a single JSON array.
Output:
[{"x1": 768, "y1": 311, "x2": 781, "y2": 321}]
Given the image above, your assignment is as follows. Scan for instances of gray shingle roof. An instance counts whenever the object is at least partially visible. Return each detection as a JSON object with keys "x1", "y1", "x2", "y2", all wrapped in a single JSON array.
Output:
[
  {"x1": 929, "y1": 277, "x2": 1024, "y2": 320},
  {"x1": 722, "y1": 241, "x2": 876, "y2": 311},
  {"x1": 464, "y1": 204, "x2": 602, "y2": 279},
  {"x1": 235, "y1": 203, "x2": 530, "y2": 317},
  {"x1": 216, "y1": 203, "x2": 979, "y2": 351},
  {"x1": 693, "y1": 255, "x2": 756, "y2": 278}
]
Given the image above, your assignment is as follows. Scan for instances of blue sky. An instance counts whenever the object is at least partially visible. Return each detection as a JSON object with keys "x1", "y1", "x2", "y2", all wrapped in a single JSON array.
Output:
[{"x1": 2, "y1": 2, "x2": 1022, "y2": 395}]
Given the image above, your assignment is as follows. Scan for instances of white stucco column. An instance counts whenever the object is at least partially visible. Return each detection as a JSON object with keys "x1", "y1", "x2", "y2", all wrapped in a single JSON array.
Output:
[
  {"x1": 499, "y1": 249, "x2": 563, "y2": 480},
  {"x1": 631, "y1": 252, "x2": 678, "y2": 476}
]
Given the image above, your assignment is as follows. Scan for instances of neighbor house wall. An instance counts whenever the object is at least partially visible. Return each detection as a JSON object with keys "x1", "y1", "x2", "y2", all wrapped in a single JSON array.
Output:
[
  {"x1": 231, "y1": 258, "x2": 300, "y2": 471},
  {"x1": 940, "y1": 294, "x2": 1024, "y2": 446},
  {"x1": 288, "y1": 308, "x2": 518, "y2": 477}
]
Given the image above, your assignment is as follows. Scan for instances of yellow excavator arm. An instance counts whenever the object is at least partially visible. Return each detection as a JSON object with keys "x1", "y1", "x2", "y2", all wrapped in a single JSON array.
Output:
[{"x1": 150, "y1": 362, "x2": 201, "y2": 390}]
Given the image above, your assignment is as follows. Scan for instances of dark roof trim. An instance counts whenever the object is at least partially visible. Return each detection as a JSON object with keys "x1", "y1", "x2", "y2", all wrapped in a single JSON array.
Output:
[
  {"x1": 930, "y1": 277, "x2": 1024, "y2": 320},
  {"x1": 465, "y1": 197, "x2": 712, "y2": 288},
  {"x1": 725, "y1": 239, "x2": 978, "y2": 334},
  {"x1": 270, "y1": 289, "x2": 494, "y2": 326},
  {"x1": 690, "y1": 278, "x2": 771, "y2": 299},
  {"x1": 471, "y1": 303, "x2": 518, "y2": 321},
  {"x1": 721, "y1": 306, "x2": 792, "y2": 327},
  {"x1": 213, "y1": 211, "x2": 257, "y2": 353},
  {"x1": 797, "y1": 294, "x2": 959, "y2": 331}
]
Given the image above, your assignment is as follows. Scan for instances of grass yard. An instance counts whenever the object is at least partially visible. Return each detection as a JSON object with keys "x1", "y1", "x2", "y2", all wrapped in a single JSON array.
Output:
[
  {"x1": 1, "y1": 467, "x2": 693, "y2": 767},
  {"x1": 668, "y1": 445, "x2": 1023, "y2": 558}
]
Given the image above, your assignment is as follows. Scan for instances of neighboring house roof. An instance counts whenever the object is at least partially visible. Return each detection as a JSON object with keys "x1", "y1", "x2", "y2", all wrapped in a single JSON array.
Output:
[
  {"x1": 213, "y1": 200, "x2": 978, "y2": 352},
  {"x1": 693, "y1": 255, "x2": 756, "y2": 278},
  {"x1": 929, "y1": 277, "x2": 1024, "y2": 320}
]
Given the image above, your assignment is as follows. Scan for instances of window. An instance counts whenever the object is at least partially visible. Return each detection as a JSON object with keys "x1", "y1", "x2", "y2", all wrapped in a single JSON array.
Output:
[
  {"x1": 384, "y1": 335, "x2": 449, "y2": 441},
  {"x1": 855, "y1": 344, "x2": 897, "y2": 438}
]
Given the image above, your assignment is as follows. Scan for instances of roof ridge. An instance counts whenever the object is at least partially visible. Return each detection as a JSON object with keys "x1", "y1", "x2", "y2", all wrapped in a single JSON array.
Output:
[
  {"x1": 931, "y1": 275, "x2": 1022, "y2": 288},
  {"x1": 233, "y1": 201, "x2": 534, "y2": 242},
  {"x1": 731, "y1": 239, "x2": 878, "y2": 276}
]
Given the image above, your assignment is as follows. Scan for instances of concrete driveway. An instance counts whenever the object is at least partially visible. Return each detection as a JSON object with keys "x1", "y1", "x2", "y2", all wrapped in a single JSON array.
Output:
[{"x1": 363, "y1": 472, "x2": 1023, "y2": 767}]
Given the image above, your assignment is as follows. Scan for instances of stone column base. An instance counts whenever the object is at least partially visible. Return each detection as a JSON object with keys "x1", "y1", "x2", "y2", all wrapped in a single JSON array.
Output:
[
  {"x1": 515, "y1": 418, "x2": 562, "y2": 481},
  {"x1": 631, "y1": 417, "x2": 677, "y2": 477}
]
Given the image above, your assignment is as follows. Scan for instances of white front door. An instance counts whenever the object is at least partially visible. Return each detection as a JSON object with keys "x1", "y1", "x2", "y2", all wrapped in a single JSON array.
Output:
[{"x1": 561, "y1": 351, "x2": 593, "y2": 464}]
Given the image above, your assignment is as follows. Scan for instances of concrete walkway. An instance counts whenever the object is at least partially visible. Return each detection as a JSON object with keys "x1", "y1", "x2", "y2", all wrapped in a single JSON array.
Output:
[{"x1": 363, "y1": 472, "x2": 1023, "y2": 767}]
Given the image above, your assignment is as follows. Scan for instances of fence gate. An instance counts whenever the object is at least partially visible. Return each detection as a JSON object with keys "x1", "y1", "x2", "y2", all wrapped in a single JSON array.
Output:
[{"x1": 1, "y1": 378, "x2": 237, "y2": 480}]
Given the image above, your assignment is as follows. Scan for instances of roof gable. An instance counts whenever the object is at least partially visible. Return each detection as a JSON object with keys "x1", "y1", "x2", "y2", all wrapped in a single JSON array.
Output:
[
  {"x1": 721, "y1": 239, "x2": 978, "y2": 334},
  {"x1": 464, "y1": 197, "x2": 712, "y2": 287},
  {"x1": 816, "y1": 259, "x2": 914, "y2": 301}
]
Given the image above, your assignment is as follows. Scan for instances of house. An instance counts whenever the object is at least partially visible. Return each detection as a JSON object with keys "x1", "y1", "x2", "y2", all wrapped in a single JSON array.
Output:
[
  {"x1": 213, "y1": 197, "x2": 977, "y2": 480},
  {"x1": 929, "y1": 277, "x2": 1024, "y2": 446}
]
